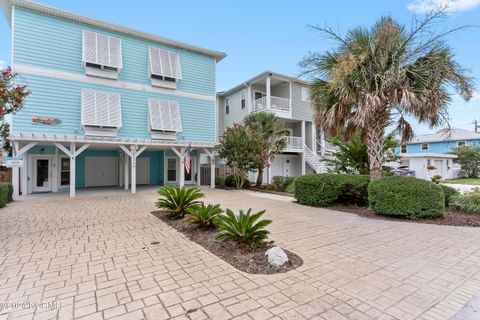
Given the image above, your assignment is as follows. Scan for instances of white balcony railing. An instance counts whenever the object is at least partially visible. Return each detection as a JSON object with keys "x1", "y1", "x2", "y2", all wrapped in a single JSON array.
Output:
[
  {"x1": 283, "y1": 136, "x2": 303, "y2": 150},
  {"x1": 253, "y1": 96, "x2": 290, "y2": 112}
]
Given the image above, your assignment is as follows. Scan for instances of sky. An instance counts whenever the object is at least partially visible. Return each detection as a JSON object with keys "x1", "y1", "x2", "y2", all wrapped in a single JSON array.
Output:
[{"x1": 0, "y1": 0, "x2": 479, "y2": 135}]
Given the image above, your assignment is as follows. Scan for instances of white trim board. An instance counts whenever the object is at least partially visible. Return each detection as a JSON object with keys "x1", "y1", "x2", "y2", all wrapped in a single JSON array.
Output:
[{"x1": 13, "y1": 64, "x2": 216, "y2": 102}]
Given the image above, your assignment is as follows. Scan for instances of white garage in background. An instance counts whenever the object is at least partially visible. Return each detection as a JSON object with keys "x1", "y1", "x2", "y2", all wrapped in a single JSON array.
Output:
[
  {"x1": 136, "y1": 157, "x2": 150, "y2": 185},
  {"x1": 85, "y1": 157, "x2": 118, "y2": 187}
]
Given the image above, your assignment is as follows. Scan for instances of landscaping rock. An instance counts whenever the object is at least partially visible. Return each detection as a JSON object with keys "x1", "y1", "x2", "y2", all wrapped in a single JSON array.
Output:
[{"x1": 265, "y1": 246, "x2": 289, "y2": 267}]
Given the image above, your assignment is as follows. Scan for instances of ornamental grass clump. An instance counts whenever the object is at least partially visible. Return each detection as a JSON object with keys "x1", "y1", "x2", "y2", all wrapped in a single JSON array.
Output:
[
  {"x1": 156, "y1": 186, "x2": 203, "y2": 218},
  {"x1": 215, "y1": 209, "x2": 272, "y2": 249},
  {"x1": 451, "y1": 192, "x2": 480, "y2": 214}
]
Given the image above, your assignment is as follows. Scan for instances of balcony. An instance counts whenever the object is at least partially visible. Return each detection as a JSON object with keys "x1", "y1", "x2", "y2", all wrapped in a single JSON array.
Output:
[
  {"x1": 253, "y1": 96, "x2": 291, "y2": 118},
  {"x1": 283, "y1": 136, "x2": 303, "y2": 151}
]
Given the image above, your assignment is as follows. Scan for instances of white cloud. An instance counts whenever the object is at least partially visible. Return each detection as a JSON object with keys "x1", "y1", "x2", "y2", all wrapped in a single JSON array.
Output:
[
  {"x1": 471, "y1": 91, "x2": 480, "y2": 101},
  {"x1": 407, "y1": 0, "x2": 480, "y2": 13}
]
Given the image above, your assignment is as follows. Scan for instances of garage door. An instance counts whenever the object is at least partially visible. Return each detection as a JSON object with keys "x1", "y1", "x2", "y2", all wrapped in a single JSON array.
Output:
[
  {"x1": 85, "y1": 157, "x2": 118, "y2": 187},
  {"x1": 136, "y1": 157, "x2": 150, "y2": 185}
]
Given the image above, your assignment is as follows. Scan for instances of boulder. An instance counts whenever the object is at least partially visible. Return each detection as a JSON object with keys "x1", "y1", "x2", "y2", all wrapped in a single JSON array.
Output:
[{"x1": 265, "y1": 246, "x2": 289, "y2": 267}]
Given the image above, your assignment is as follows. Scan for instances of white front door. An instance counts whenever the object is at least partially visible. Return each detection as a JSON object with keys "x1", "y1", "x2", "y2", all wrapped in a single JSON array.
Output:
[{"x1": 33, "y1": 157, "x2": 52, "y2": 193}]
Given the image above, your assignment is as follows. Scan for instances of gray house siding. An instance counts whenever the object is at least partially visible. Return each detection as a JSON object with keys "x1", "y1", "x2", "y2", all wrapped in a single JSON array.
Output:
[{"x1": 291, "y1": 82, "x2": 313, "y2": 121}]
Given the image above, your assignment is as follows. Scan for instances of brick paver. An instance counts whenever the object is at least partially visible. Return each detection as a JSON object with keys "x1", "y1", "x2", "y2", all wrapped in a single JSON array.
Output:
[{"x1": 0, "y1": 187, "x2": 479, "y2": 319}]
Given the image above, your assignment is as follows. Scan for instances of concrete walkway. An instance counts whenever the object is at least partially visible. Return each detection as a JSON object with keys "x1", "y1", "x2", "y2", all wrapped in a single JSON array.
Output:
[{"x1": 0, "y1": 188, "x2": 479, "y2": 319}]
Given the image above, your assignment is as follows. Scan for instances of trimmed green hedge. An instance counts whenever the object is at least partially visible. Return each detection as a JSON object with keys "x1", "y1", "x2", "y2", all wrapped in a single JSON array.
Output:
[
  {"x1": 0, "y1": 183, "x2": 9, "y2": 208},
  {"x1": 369, "y1": 176, "x2": 444, "y2": 219},
  {"x1": 294, "y1": 173, "x2": 370, "y2": 206},
  {"x1": 441, "y1": 185, "x2": 459, "y2": 207}
]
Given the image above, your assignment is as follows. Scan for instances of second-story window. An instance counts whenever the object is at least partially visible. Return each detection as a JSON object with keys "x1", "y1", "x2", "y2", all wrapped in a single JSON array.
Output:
[
  {"x1": 148, "y1": 99, "x2": 182, "y2": 140},
  {"x1": 81, "y1": 89, "x2": 122, "y2": 137},
  {"x1": 225, "y1": 98, "x2": 230, "y2": 114},
  {"x1": 421, "y1": 143, "x2": 429, "y2": 150},
  {"x1": 82, "y1": 30, "x2": 123, "y2": 80},
  {"x1": 301, "y1": 87, "x2": 309, "y2": 102},
  {"x1": 241, "y1": 91, "x2": 246, "y2": 109},
  {"x1": 148, "y1": 47, "x2": 182, "y2": 89},
  {"x1": 401, "y1": 144, "x2": 407, "y2": 153}
]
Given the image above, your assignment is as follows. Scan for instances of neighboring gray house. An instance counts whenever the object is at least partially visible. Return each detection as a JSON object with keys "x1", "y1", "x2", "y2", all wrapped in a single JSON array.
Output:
[{"x1": 217, "y1": 71, "x2": 333, "y2": 183}]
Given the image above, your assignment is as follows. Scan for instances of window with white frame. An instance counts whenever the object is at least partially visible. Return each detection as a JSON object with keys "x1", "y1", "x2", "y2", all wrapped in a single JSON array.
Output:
[
  {"x1": 148, "y1": 47, "x2": 182, "y2": 89},
  {"x1": 148, "y1": 99, "x2": 182, "y2": 139},
  {"x1": 82, "y1": 30, "x2": 122, "y2": 79},
  {"x1": 401, "y1": 144, "x2": 407, "y2": 153},
  {"x1": 241, "y1": 91, "x2": 246, "y2": 109},
  {"x1": 81, "y1": 89, "x2": 122, "y2": 136},
  {"x1": 301, "y1": 87, "x2": 309, "y2": 102},
  {"x1": 60, "y1": 157, "x2": 70, "y2": 186},
  {"x1": 458, "y1": 141, "x2": 466, "y2": 147},
  {"x1": 421, "y1": 143, "x2": 429, "y2": 150},
  {"x1": 225, "y1": 98, "x2": 230, "y2": 114}
]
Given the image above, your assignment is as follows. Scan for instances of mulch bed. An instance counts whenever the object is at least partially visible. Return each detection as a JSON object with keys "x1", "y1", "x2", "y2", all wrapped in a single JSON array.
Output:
[
  {"x1": 330, "y1": 205, "x2": 480, "y2": 227},
  {"x1": 151, "y1": 210, "x2": 303, "y2": 274}
]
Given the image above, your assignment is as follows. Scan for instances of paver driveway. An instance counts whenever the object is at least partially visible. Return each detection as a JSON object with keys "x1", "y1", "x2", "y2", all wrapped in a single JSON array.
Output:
[{"x1": 0, "y1": 188, "x2": 479, "y2": 320}]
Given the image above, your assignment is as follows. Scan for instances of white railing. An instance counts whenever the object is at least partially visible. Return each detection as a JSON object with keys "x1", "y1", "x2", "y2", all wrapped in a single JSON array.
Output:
[
  {"x1": 253, "y1": 96, "x2": 290, "y2": 112},
  {"x1": 283, "y1": 136, "x2": 303, "y2": 150}
]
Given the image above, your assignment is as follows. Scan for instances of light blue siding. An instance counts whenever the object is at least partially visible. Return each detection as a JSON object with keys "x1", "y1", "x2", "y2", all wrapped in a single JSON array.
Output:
[
  {"x1": 13, "y1": 8, "x2": 216, "y2": 96},
  {"x1": 13, "y1": 74, "x2": 216, "y2": 142},
  {"x1": 395, "y1": 140, "x2": 480, "y2": 154}
]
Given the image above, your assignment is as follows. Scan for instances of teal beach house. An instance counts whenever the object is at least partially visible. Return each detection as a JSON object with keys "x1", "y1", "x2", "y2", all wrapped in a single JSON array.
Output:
[{"x1": 0, "y1": 0, "x2": 225, "y2": 198}]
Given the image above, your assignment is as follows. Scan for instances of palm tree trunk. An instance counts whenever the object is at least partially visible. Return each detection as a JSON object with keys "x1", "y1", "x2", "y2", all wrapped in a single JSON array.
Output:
[
  {"x1": 256, "y1": 168, "x2": 264, "y2": 185},
  {"x1": 367, "y1": 126, "x2": 385, "y2": 181}
]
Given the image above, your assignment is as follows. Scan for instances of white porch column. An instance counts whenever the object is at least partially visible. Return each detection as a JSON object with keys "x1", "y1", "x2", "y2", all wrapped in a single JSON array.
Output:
[
  {"x1": 12, "y1": 141, "x2": 37, "y2": 200},
  {"x1": 301, "y1": 121, "x2": 306, "y2": 148},
  {"x1": 54, "y1": 142, "x2": 90, "y2": 198},
  {"x1": 124, "y1": 152, "x2": 129, "y2": 190},
  {"x1": 246, "y1": 85, "x2": 252, "y2": 112},
  {"x1": 267, "y1": 161, "x2": 272, "y2": 184},
  {"x1": 266, "y1": 74, "x2": 271, "y2": 108},
  {"x1": 179, "y1": 148, "x2": 185, "y2": 188},
  {"x1": 69, "y1": 142, "x2": 76, "y2": 198},
  {"x1": 197, "y1": 153, "x2": 201, "y2": 186},
  {"x1": 301, "y1": 154, "x2": 306, "y2": 175},
  {"x1": 204, "y1": 148, "x2": 215, "y2": 189},
  {"x1": 311, "y1": 122, "x2": 317, "y2": 151},
  {"x1": 320, "y1": 130, "x2": 326, "y2": 157},
  {"x1": 130, "y1": 145, "x2": 137, "y2": 193},
  {"x1": 301, "y1": 121, "x2": 307, "y2": 175}
]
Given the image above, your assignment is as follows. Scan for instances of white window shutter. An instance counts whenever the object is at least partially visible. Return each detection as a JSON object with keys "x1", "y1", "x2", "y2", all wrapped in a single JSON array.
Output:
[
  {"x1": 148, "y1": 99, "x2": 182, "y2": 132},
  {"x1": 81, "y1": 89, "x2": 122, "y2": 128},
  {"x1": 148, "y1": 47, "x2": 182, "y2": 80},
  {"x1": 82, "y1": 30, "x2": 122, "y2": 69}
]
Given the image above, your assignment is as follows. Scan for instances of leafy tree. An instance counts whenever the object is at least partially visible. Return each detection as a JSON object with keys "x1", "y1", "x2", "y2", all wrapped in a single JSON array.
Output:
[
  {"x1": 327, "y1": 131, "x2": 398, "y2": 174},
  {"x1": 300, "y1": 10, "x2": 474, "y2": 181},
  {"x1": 0, "y1": 122, "x2": 11, "y2": 156},
  {"x1": 451, "y1": 145, "x2": 480, "y2": 178},
  {"x1": 0, "y1": 67, "x2": 30, "y2": 119},
  {"x1": 244, "y1": 112, "x2": 288, "y2": 185},
  {"x1": 216, "y1": 123, "x2": 262, "y2": 188}
]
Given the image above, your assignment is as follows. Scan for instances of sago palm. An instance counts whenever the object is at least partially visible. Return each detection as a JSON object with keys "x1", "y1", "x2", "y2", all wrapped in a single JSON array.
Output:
[
  {"x1": 156, "y1": 186, "x2": 204, "y2": 218},
  {"x1": 300, "y1": 10, "x2": 474, "y2": 181},
  {"x1": 244, "y1": 112, "x2": 288, "y2": 185}
]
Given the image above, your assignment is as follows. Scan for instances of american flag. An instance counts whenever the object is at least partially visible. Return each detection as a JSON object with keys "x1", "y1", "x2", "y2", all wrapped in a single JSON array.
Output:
[{"x1": 184, "y1": 146, "x2": 191, "y2": 174}]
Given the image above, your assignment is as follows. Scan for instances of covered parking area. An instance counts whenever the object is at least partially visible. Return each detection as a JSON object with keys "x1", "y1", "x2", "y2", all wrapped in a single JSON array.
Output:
[{"x1": 10, "y1": 134, "x2": 216, "y2": 199}]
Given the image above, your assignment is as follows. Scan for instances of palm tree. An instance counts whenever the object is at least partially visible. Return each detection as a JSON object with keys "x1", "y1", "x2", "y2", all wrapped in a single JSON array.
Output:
[
  {"x1": 300, "y1": 10, "x2": 474, "y2": 181},
  {"x1": 244, "y1": 112, "x2": 288, "y2": 185}
]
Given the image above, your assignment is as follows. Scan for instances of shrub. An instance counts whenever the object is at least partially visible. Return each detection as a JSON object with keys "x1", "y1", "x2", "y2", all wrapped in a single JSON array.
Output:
[
  {"x1": 450, "y1": 192, "x2": 480, "y2": 214},
  {"x1": 272, "y1": 176, "x2": 296, "y2": 192},
  {"x1": 0, "y1": 183, "x2": 8, "y2": 208},
  {"x1": 224, "y1": 175, "x2": 236, "y2": 187},
  {"x1": 215, "y1": 208, "x2": 272, "y2": 249},
  {"x1": 215, "y1": 176, "x2": 224, "y2": 187},
  {"x1": 6, "y1": 183, "x2": 13, "y2": 202},
  {"x1": 286, "y1": 178, "x2": 296, "y2": 193},
  {"x1": 184, "y1": 203, "x2": 223, "y2": 227},
  {"x1": 431, "y1": 175, "x2": 442, "y2": 184},
  {"x1": 156, "y1": 186, "x2": 204, "y2": 218},
  {"x1": 441, "y1": 185, "x2": 459, "y2": 207},
  {"x1": 294, "y1": 173, "x2": 370, "y2": 206},
  {"x1": 369, "y1": 176, "x2": 444, "y2": 219}
]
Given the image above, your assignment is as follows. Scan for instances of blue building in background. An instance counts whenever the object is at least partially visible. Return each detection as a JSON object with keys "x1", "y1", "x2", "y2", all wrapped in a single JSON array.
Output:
[{"x1": 0, "y1": 0, "x2": 225, "y2": 198}]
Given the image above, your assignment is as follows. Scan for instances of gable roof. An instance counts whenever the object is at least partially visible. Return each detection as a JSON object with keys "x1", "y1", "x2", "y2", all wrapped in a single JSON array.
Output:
[
  {"x1": 0, "y1": 0, "x2": 226, "y2": 61},
  {"x1": 410, "y1": 128, "x2": 480, "y2": 144},
  {"x1": 217, "y1": 70, "x2": 311, "y2": 97}
]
